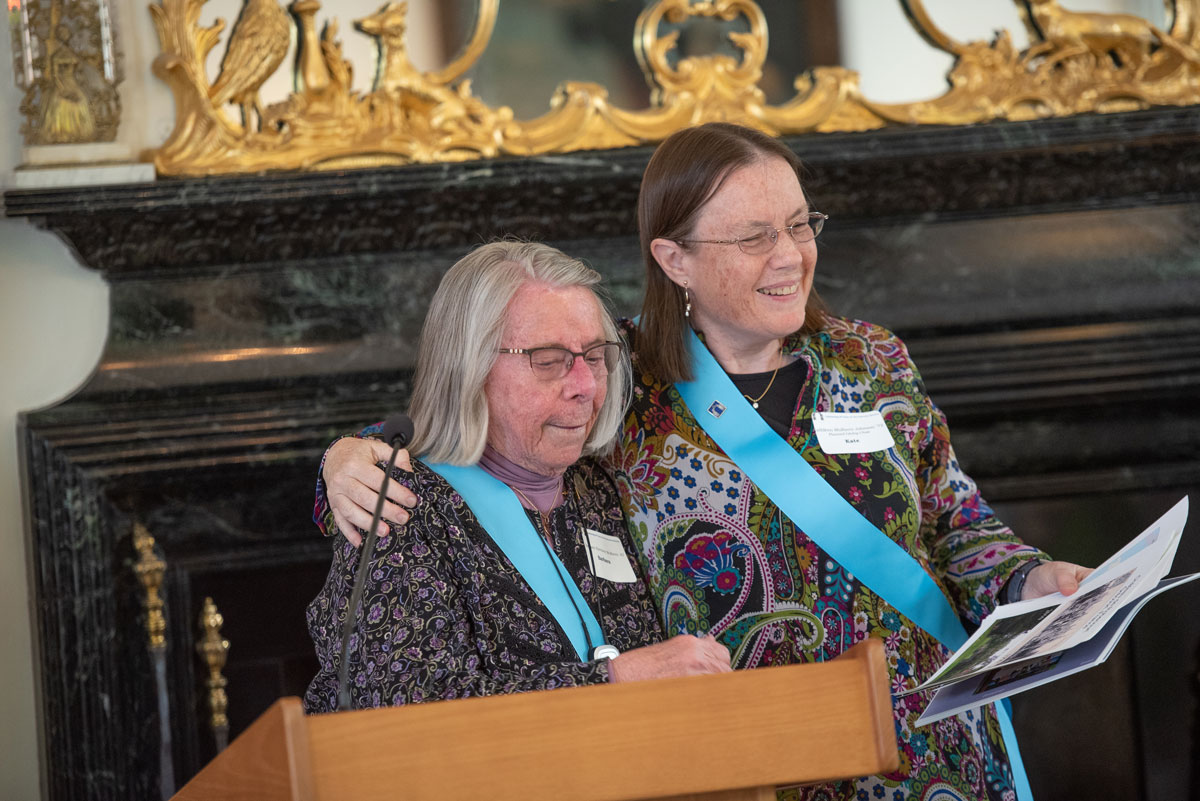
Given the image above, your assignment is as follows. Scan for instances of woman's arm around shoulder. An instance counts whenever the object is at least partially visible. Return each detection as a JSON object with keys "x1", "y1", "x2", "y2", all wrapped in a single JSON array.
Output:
[{"x1": 314, "y1": 424, "x2": 418, "y2": 544}]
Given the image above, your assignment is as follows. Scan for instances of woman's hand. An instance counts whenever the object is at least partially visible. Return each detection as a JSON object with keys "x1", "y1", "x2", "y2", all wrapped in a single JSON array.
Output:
[
  {"x1": 323, "y1": 437, "x2": 417, "y2": 546},
  {"x1": 1022, "y1": 560, "x2": 1095, "y2": 600},
  {"x1": 607, "y1": 633, "x2": 732, "y2": 683}
]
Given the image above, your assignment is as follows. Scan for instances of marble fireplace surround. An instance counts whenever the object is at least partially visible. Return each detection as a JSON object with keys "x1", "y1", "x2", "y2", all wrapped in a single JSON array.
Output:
[{"x1": 7, "y1": 106, "x2": 1200, "y2": 801}]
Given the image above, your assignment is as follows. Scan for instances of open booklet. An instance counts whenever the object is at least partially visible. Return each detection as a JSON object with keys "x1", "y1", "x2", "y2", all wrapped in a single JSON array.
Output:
[{"x1": 903, "y1": 496, "x2": 1197, "y2": 726}]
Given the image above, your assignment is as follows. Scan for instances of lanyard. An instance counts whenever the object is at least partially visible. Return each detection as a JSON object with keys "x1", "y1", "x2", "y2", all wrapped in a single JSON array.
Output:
[
  {"x1": 424, "y1": 461, "x2": 605, "y2": 661},
  {"x1": 675, "y1": 328, "x2": 1033, "y2": 800}
]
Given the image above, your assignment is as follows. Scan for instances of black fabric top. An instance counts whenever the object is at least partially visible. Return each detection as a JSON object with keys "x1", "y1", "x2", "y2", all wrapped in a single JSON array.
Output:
[{"x1": 728, "y1": 357, "x2": 810, "y2": 438}]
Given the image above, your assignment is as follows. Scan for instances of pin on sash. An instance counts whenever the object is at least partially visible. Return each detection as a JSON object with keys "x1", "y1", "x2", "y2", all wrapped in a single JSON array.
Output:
[{"x1": 707, "y1": 400, "x2": 726, "y2": 418}]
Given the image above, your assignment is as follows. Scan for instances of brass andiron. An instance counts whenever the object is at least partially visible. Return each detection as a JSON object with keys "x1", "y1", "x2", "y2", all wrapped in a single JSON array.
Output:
[
  {"x1": 197, "y1": 597, "x2": 231, "y2": 752},
  {"x1": 133, "y1": 524, "x2": 167, "y2": 652},
  {"x1": 132, "y1": 524, "x2": 176, "y2": 797},
  {"x1": 148, "y1": 0, "x2": 1200, "y2": 175}
]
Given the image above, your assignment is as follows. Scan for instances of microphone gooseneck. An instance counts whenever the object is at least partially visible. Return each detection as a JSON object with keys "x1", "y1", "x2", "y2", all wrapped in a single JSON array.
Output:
[{"x1": 336, "y1": 414, "x2": 412, "y2": 711}]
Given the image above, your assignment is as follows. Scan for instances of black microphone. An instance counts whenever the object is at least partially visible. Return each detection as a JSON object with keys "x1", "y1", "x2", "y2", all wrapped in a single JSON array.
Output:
[
  {"x1": 336, "y1": 413, "x2": 413, "y2": 711},
  {"x1": 381, "y1": 414, "x2": 415, "y2": 450}
]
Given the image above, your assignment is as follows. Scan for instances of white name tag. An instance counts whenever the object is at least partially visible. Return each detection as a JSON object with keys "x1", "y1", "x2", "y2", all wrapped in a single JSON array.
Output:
[
  {"x1": 812, "y1": 411, "x2": 896, "y2": 455},
  {"x1": 582, "y1": 529, "x2": 639, "y2": 584}
]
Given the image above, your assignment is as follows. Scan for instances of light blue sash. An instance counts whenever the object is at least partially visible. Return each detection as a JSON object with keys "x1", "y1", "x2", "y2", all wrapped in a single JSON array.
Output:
[
  {"x1": 424, "y1": 461, "x2": 605, "y2": 662},
  {"x1": 675, "y1": 329, "x2": 1033, "y2": 801}
]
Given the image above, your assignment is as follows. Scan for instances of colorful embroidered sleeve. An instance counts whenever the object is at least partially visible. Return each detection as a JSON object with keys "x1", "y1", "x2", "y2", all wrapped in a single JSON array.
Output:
[
  {"x1": 311, "y1": 422, "x2": 384, "y2": 537},
  {"x1": 897, "y1": 345, "x2": 1048, "y2": 626}
]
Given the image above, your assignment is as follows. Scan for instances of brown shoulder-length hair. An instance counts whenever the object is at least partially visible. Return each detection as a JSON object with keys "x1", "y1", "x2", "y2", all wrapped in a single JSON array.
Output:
[{"x1": 636, "y1": 122, "x2": 828, "y2": 383}]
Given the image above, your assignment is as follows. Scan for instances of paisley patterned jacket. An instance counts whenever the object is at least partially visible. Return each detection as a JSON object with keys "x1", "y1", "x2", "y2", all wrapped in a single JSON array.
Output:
[{"x1": 610, "y1": 316, "x2": 1048, "y2": 801}]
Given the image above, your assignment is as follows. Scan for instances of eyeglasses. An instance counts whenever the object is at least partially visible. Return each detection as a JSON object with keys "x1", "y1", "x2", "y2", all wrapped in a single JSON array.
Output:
[
  {"x1": 677, "y1": 212, "x2": 828, "y2": 255},
  {"x1": 497, "y1": 341, "x2": 623, "y2": 381}
]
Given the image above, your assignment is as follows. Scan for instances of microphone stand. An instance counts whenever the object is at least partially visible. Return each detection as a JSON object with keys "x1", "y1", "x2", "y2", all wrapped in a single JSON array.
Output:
[{"x1": 336, "y1": 432, "x2": 408, "y2": 711}]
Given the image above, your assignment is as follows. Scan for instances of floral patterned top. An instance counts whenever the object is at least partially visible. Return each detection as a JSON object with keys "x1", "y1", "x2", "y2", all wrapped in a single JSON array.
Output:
[
  {"x1": 609, "y1": 316, "x2": 1047, "y2": 801},
  {"x1": 304, "y1": 457, "x2": 663, "y2": 713}
]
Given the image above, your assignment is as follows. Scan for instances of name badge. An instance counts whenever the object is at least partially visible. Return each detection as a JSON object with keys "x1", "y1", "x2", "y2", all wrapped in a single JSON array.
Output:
[
  {"x1": 582, "y1": 529, "x2": 639, "y2": 583},
  {"x1": 812, "y1": 411, "x2": 896, "y2": 455}
]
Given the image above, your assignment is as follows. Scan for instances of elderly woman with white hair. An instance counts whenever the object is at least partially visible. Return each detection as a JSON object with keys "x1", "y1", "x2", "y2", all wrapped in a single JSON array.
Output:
[{"x1": 304, "y1": 241, "x2": 729, "y2": 712}]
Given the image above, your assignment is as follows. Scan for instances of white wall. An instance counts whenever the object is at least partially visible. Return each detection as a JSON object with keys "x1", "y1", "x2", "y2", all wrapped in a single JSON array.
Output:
[{"x1": 0, "y1": 14, "x2": 110, "y2": 801}]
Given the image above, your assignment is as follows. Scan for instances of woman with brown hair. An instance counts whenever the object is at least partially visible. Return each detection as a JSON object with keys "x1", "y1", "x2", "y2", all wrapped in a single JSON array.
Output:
[{"x1": 318, "y1": 123, "x2": 1090, "y2": 801}]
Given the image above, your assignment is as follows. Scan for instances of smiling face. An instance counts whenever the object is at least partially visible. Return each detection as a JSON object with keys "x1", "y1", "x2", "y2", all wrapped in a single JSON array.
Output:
[
  {"x1": 484, "y1": 281, "x2": 609, "y2": 477},
  {"x1": 651, "y1": 156, "x2": 817, "y2": 368}
]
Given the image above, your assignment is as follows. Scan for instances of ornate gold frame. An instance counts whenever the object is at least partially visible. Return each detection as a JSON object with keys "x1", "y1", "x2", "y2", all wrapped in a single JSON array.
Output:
[
  {"x1": 149, "y1": 0, "x2": 1200, "y2": 176},
  {"x1": 12, "y1": 0, "x2": 123, "y2": 145}
]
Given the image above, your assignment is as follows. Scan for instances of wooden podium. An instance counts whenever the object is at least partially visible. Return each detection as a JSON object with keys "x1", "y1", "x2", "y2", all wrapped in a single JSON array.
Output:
[{"x1": 172, "y1": 638, "x2": 897, "y2": 801}]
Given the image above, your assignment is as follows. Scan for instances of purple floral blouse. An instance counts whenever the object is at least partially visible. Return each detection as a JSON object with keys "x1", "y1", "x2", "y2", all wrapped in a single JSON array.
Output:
[{"x1": 305, "y1": 457, "x2": 663, "y2": 713}]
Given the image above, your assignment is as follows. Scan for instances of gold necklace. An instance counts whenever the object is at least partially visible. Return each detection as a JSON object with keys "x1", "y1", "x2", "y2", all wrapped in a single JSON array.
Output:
[
  {"x1": 742, "y1": 346, "x2": 784, "y2": 409},
  {"x1": 511, "y1": 484, "x2": 562, "y2": 536}
]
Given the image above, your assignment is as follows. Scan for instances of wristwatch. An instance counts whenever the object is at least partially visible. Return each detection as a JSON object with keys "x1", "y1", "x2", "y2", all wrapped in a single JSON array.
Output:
[{"x1": 1003, "y1": 559, "x2": 1043, "y2": 603}]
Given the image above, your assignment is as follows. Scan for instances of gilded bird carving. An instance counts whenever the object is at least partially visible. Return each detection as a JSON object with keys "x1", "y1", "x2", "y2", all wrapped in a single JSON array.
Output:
[{"x1": 208, "y1": 0, "x2": 291, "y2": 131}]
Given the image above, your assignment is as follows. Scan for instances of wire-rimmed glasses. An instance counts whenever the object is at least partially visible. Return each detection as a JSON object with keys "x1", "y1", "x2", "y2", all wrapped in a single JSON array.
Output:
[
  {"x1": 497, "y1": 341, "x2": 623, "y2": 380},
  {"x1": 677, "y1": 211, "x2": 828, "y2": 255}
]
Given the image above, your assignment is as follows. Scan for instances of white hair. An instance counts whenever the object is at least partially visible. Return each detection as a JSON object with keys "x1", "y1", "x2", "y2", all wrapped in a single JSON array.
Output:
[{"x1": 408, "y1": 241, "x2": 629, "y2": 466}]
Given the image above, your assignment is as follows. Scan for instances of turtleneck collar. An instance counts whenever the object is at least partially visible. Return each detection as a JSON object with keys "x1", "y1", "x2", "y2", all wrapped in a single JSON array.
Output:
[{"x1": 478, "y1": 445, "x2": 565, "y2": 513}]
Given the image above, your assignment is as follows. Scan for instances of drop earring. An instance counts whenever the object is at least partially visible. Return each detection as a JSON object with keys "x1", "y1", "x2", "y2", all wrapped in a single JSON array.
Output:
[{"x1": 683, "y1": 282, "x2": 691, "y2": 318}]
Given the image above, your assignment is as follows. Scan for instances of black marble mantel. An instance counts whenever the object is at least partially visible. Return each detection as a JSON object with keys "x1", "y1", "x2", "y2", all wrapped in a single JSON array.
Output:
[{"x1": 7, "y1": 106, "x2": 1200, "y2": 801}]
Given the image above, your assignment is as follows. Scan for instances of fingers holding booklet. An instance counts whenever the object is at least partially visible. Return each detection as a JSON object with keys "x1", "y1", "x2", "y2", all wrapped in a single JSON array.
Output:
[
  {"x1": 1021, "y1": 560, "x2": 1094, "y2": 600},
  {"x1": 906, "y1": 496, "x2": 1198, "y2": 726}
]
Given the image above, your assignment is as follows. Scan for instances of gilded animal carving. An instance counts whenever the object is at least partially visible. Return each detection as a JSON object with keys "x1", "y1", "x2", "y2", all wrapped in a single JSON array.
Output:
[
  {"x1": 208, "y1": 0, "x2": 291, "y2": 131},
  {"x1": 888, "y1": 0, "x2": 1200, "y2": 122},
  {"x1": 1020, "y1": 0, "x2": 1200, "y2": 66},
  {"x1": 149, "y1": 0, "x2": 1200, "y2": 175},
  {"x1": 357, "y1": 2, "x2": 428, "y2": 97},
  {"x1": 347, "y1": 2, "x2": 509, "y2": 152}
]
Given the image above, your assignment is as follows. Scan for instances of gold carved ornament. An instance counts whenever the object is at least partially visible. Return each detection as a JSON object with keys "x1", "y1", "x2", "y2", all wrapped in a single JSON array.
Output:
[
  {"x1": 132, "y1": 523, "x2": 180, "y2": 793},
  {"x1": 133, "y1": 523, "x2": 167, "y2": 651},
  {"x1": 149, "y1": 0, "x2": 1200, "y2": 176},
  {"x1": 196, "y1": 596, "x2": 231, "y2": 742},
  {"x1": 15, "y1": 0, "x2": 122, "y2": 144},
  {"x1": 885, "y1": 0, "x2": 1200, "y2": 123}
]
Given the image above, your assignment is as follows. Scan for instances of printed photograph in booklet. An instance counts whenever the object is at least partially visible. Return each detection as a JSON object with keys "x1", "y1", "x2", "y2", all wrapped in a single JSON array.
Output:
[{"x1": 908, "y1": 496, "x2": 1199, "y2": 725}]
